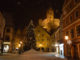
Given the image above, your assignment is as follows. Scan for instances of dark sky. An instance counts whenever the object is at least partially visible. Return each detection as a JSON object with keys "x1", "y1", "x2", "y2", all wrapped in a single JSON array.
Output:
[{"x1": 0, "y1": 0, "x2": 64, "y2": 29}]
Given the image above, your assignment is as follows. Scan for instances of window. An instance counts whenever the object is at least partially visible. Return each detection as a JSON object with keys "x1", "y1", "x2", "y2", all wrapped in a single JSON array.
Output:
[
  {"x1": 70, "y1": 4, "x2": 72, "y2": 9},
  {"x1": 42, "y1": 39, "x2": 44, "y2": 41},
  {"x1": 70, "y1": 29, "x2": 74, "y2": 38},
  {"x1": 47, "y1": 38, "x2": 49, "y2": 41},
  {"x1": 65, "y1": 20, "x2": 68, "y2": 25},
  {"x1": 76, "y1": 25, "x2": 80, "y2": 36},
  {"x1": 65, "y1": 20, "x2": 67, "y2": 25},
  {"x1": 75, "y1": 11, "x2": 78, "y2": 18},
  {"x1": 5, "y1": 35, "x2": 10, "y2": 42},
  {"x1": 70, "y1": 16, "x2": 72, "y2": 22},
  {"x1": 38, "y1": 30, "x2": 40, "y2": 32},
  {"x1": 74, "y1": 0, "x2": 78, "y2": 2},
  {"x1": 50, "y1": 12, "x2": 52, "y2": 15},
  {"x1": 66, "y1": 31, "x2": 69, "y2": 35},
  {"x1": 42, "y1": 34, "x2": 44, "y2": 36},
  {"x1": 6, "y1": 28, "x2": 10, "y2": 32}
]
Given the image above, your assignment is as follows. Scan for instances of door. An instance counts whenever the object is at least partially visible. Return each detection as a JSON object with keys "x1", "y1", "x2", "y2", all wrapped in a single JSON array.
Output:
[{"x1": 73, "y1": 45, "x2": 79, "y2": 60}]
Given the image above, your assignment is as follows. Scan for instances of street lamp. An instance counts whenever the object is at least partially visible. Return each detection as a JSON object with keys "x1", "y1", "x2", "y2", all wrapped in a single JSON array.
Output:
[
  {"x1": 64, "y1": 36, "x2": 72, "y2": 45},
  {"x1": 65, "y1": 36, "x2": 69, "y2": 40}
]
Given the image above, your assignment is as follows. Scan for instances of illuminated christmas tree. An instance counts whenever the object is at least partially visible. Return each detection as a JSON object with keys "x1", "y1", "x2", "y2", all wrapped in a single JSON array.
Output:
[{"x1": 24, "y1": 20, "x2": 36, "y2": 51}]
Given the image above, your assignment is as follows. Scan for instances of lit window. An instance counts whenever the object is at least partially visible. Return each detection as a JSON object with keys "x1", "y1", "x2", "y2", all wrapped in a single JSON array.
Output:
[{"x1": 3, "y1": 45, "x2": 9, "y2": 52}]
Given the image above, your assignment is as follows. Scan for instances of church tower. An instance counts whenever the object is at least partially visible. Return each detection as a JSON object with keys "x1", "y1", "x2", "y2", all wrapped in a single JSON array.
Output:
[{"x1": 46, "y1": 8, "x2": 54, "y2": 22}]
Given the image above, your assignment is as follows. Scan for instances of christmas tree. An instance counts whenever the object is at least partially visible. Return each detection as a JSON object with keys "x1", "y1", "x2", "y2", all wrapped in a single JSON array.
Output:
[{"x1": 24, "y1": 20, "x2": 36, "y2": 51}]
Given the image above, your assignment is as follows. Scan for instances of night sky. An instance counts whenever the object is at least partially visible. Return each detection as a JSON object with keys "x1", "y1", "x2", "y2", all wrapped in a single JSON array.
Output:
[{"x1": 0, "y1": 0, "x2": 64, "y2": 29}]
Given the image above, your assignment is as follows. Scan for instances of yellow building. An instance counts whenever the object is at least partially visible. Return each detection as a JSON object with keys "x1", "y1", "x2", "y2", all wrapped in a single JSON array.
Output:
[
  {"x1": 34, "y1": 26, "x2": 51, "y2": 52},
  {"x1": 37, "y1": 8, "x2": 60, "y2": 52}
]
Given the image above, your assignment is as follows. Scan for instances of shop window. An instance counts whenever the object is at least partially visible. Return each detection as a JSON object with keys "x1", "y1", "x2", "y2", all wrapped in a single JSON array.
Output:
[
  {"x1": 70, "y1": 29, "x2": 74, "y2": 38},
  {"x1": 3, "y1": 45, "x2": 9, "y2": 53},
  {"x1": 76, "y1": 25, "x2": 80, "y2": 36}
]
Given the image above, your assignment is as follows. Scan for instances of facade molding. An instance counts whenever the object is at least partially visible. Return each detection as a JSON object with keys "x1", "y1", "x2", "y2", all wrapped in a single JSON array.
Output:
[
  {"x1": 63, "y1": 19, "x2": 80, "y2": 30},
  {"x1": 63, "y1": 3, "x2": 80, "y2": 20},
  {"x1": 63, "y1": 0, "x2": 72, "y2": 10}
]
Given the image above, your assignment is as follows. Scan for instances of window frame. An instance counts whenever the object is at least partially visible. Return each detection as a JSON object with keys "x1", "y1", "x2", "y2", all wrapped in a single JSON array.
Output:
[{"x1": 76, "y1": 24, "x2": 80, "y2": 36}]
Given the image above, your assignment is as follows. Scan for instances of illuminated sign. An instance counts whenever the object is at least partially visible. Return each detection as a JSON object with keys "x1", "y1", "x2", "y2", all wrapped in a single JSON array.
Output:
[{"x1": 3, "y1": 42, "x2": 10, "y2": 44}]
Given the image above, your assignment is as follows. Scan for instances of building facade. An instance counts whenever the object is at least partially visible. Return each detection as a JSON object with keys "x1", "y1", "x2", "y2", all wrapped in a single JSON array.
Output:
[
  {"x1": 34, "y1": 26, "x2": 51, "y2": 52},
  {"x1": 62, "y1": 0, "x2": 80, "y2": 59},
  {"x1": 37, "y1": 8, "x2": 60, "y2": 52},
  {"x1": 0, "y1": 12, "x2": 5, "y2": 53},
  {"x1": 3, "y1": 12, "x2": 14, "y2": 53},
  {"x1": 3, "y1": 26, "x2": 14, "y2": 53}
]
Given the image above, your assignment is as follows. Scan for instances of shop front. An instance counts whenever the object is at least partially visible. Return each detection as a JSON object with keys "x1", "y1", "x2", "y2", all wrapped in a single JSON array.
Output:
[
  {"x1": 59, "y1": 43, "x2": 64, "y2": 56},
  {"x1": 3, "y1": 42, "x2": 10, "y2": 53}
]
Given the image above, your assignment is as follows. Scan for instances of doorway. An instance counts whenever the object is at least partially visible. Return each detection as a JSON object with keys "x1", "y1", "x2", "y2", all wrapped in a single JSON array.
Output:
[{"x1": 73, "y1": 45, "x2": 79, "y2": 60}]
